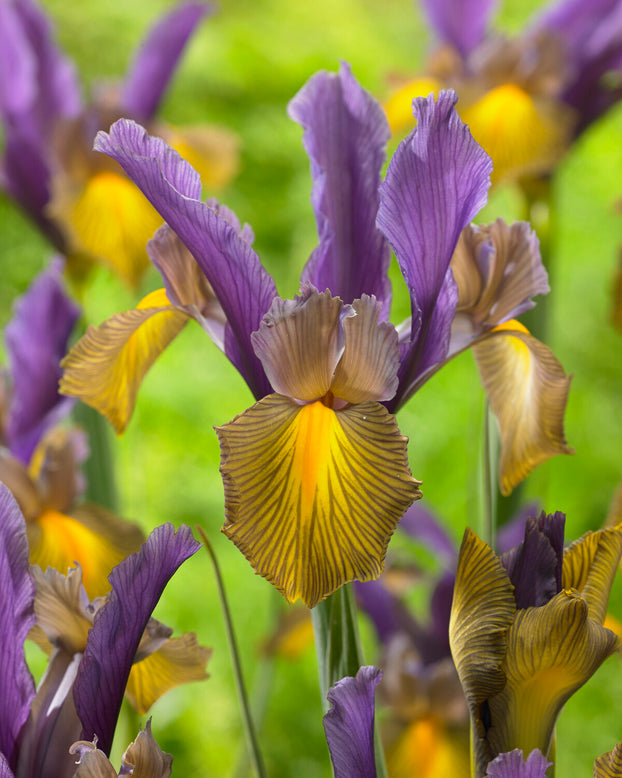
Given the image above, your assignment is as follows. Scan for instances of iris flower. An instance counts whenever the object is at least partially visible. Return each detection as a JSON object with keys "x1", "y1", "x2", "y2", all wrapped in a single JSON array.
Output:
[
  {"x1": 385, "y1": 0, "x2": 622, "y2": 184},
  {"x1": 0, "y1": 0, "x2": 237, "y2": 286},
  {"x1": 61, "y1": 66, "x2": 572, "y2": 606},
  {"x1": 449, "y1": 511, "x2": 622, "y2": 777},
  {"x1": 0, "y1": 262, "x2": 144, "y2": 597},
  {"x1": 0, "y1": 480, "x2": 205, "y2": 778}
]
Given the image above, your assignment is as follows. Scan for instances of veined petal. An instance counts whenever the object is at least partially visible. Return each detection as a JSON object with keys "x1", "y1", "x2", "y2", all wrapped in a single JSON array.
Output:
[
  {"x1": 121, "y1": 2, "x2": 212, "y2": 121},
  {"x1": 69, "y1": 742, "x2": 118, "y2": 778},
  {"x1": 420, "y1": 0, "x2": 496, "y2": 57},
  {"x1": 449, "y1": 529, "x2": 515, "y2": 773},
  {"x1": 562, "y1": 527, "x2": 622, "y2": 625},
  {"x1": 378, "y1": 91, "x2": 492, "y2": 409},
  {"x1": 323, "y1": 666, "x2": 382, "y2": 778},
  {"x1": 74, "y1": 524, "x2": 200, "y2": 755},
  {"x1": 5, "y1": 261, "x2": 80, "y2": 464},
  {"x1": 331, "y1": 295, "x2": 399, "y2": 403},
  {"x1": 288, "y1": 63, "x2": 391, "y2": 313},
  {"x1": 250, "y1": 289, "x2": 342, "y2": 401},
  {"x1": 487, "y1": 589, "x2": 620, "y2": 760},
  {"x1": 485, "y1": 749, "x2": 551, "y2": 778},
  {"x1": 0, "y1": 484, "x2": 36, "y2": 769},
  {"x1": 60, "y1": 289, "x2": 190, "y2": 434},
  {"x1": 53, "y1": 169, "x2": 164, "y2": 287},
  {"x1": 28, "y1": 504, "x2": 144, "y2": 599},
  {"x1": 595, "y1": 742, "x2": 622, "y2": 778},
  {"x1": 94, "y1": 119, "x2": 275, "y2": 400},
  {"x1": 217, "y1": 394, "x2": 421, "y2": 608},
  {"x1": 472, "y1": 321, "x2": 573, "y2": 495},
  {"x1": 120, "y1": 720, "x2": 172, "y2": 777},
  {"x1": 124, "y1": 633, "x2": 211, "y2": 715}
]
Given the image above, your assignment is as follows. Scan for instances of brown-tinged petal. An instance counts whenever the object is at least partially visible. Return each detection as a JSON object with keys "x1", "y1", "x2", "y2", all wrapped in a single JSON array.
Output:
[
  {"x1": 124, "y1": 633, "x2": 211, "y2": 715},
  {"x1": 472, "y1": 321, "x2": 573, "y2": 495},
  {"x1": 562, "y1": 527, "x2": 622, "y2": 625},
  {"x1": 449, "y1": 529, "x2": 516, "y2": 773},
  {"x1": 30, "y1": 566, "x2": 92, "y2": 656},
  {"x1": 217, "y1": 394, "x2": 421, "y2": 607},
  {"x1": 486, "y1": 589, "x2": 620, "y2": 761},
  {"x1": 0, "y1": 450, "x2": 41, "y2": 522},
  {"x1": 452, "y1": 220, "x2": 548, "y2": 329},
  {"x1": 331, "y1": 295, "x2": 400, "y2": 403},
  {"x1": 121, "y1": 720, "x2": 172, "y2": 778},
  {"x1": 69, "y1": 741, "x2": 118, "y2": 778},
  {"x1": 28, "y1": 503, "x2": 144, "y2": 599},
  {"x1": 27, "y1": 426, "x2": 84, "y2": 512},
  {"x1": 595, "y1": 742, "x2": 622, "y2": 778},
  {"x1": 250, "y1": 289, "x2": 343, "y2": 402},
  {"x1": 166, "y1": 123, "x2": 239, "y2": 190},
  {"x1": 60, "y1": 289, "x2": 190, "y2": 434}
]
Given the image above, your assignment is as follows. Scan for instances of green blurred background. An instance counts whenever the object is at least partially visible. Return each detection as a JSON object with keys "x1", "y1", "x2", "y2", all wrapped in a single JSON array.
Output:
[{"x1": 2, "y1": 0, "x2": 622, "y2": 774}]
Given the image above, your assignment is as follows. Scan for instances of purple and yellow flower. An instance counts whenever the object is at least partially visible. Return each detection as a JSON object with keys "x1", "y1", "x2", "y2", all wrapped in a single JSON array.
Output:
[
  {"x1": 0, "y1": 481, "x2": 206, "y2": 777},
  {"x1": 449, "y1": 512, "x2": 622, "y2": 776},
  {"x1": 61, "y1": 66, "x2": 572, "y2": 606},
  {"x1": 0, "y1": 0, "x2": 238, "y2": 287},
  {"x1": 385, "y1": 0, "x2": 622, "y2": 183},
  {"x1": 0, "y1": 262, "x2": 144, "y2": 597}
]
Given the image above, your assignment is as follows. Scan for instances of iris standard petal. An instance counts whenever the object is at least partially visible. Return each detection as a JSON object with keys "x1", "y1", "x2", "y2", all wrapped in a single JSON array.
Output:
[
  {"x1": 60, "y1": 289, "x2": 190, "y2": 434},
  {"x1": 121, "y1": 2, "x2": 212, "y2": 122},
  {"x1": 419, "y1": 0, "x2": 497, "y2": 57},
  {"x1": 217, "y1": 394, "x2": 421, "y2": 607},
  {"x1": 331, "y1": 295, "x2": 400, "y2": 404},
  {"x1": 94, "y1": 119, "x2": 275, "y2": 399},
  {"x1": 73, "y1": 524, "x2": 200, "y2": 755},
  {"x1": 562, "y1": 527, "x2": 622, "y2": 625},
  {"x1": 323, "y1": 666, "x2": 382, "y2": 778},
  {"x1": 595, "y1": 742, "x2": 622, "y2": 777},
  {"x1": 0, "y1": 484, "x2": 36, "y2": 770},
  {"x1": 486, "y1": 589, "x2": 620, "y2": 760},
  {"x1": 124, "y1": 633, "x2": 211, "y2": 715},
  {"x1": 250, "y1": 289, "x2": 343, "y2": 401},
  {"x1": 472, "y1": 320, "x2": 573, "y2": 495},
  {"x1": 288, "y1": 63, "x2": 391, "y2": 314},
  {"x1": 377, "y1": 90, "x2": 492, "y2": 409},
  {"x1": 449, "y1": 529, "x2": 515, "y2": 772},
  {"x1": 485, "y1": 748, "x2": 551, "y2": 778},
  {"x1": 5, "y1": 261, "x2": 80, "y2": 463}
]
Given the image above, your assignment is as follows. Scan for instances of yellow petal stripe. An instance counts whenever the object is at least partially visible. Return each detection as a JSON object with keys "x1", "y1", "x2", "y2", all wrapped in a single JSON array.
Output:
[
  {"x1": 125, "y1": 633, "x2": 211, "y2": 714},
  {"x1": 459, "y1": 84, "x2": 571, "y2": 183},
  {"x1": 60, "y1": 290, "x2": 189, "y2": 434},
  {"x1": 66, "y1": 170, "x2": 164, "y2": 287},
  {"x1": 472, "y1": 321, "x2": 573, "y2": 495},
  {"x1": 449, "y1": 529, "x2": 515, "y2": 775},
  {"x1": 217, "y1": 394, "x2": 422, "y2": 608},
  {"x1": 595, "y1": 742, "x2": 622, "y2": 777},
  {"x1": 27, "y1": 508, "x2": 138, "y2": 598},
  {"x1": 383, "y1": 77, "x2": 441, "y2": 135},
  {"x1": 487, "y1": 589, "x2": 620, "y2": 760}
]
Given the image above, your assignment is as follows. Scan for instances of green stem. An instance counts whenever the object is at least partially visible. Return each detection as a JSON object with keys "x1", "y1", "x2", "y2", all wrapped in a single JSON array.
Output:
[
  {"x1": 197, "y1": 527, "x2": 268, "y2": 778},
  {"x1": 73, "y1": 401, "x2": 118, "y2": 512},
  {"x1": 482, "y1": 400, "x2": 497, "y2": 550},
  {"x1": 311, "y1": 584, "x2": 388, "y2": 778}
]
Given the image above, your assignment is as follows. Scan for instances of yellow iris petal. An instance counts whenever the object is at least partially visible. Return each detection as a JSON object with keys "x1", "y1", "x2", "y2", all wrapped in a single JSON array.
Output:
[
  {"x1": 459, "y1": 83, "x2": 571, "y2": 183},
  {"x1": 60, "y1": 289, "x2": 189, "y2": 434},
  {"x1": 217, "y1": 394, "x2": 421, "y2": 608},
  {"x1": 66, "y1": 170, "x2": 164, "y2": 286},
  {"x1": 384, "y1": 77, "x2": 441, "y2": 134},
  {"x1": 28, "y1": 508, "x2": 136, "y2": 598},
  {"x1": 487, "y1": 589, "x2": 620, "y2": 760},
  {"x1": 125, "y1": 634, "x2": 211, "y2": 715},
  {"x1": 167, "y1": 125, "x2": 239, "y2": 190},
  {"x1": 387, "y1": 717, "x2": 470, "y2": 778},
  {"x1": 472, "y1": 320, "x2": 573, "y2": 495},
  {"x1": 595, "y1": 742, "x2": 622, "y2": 777}
]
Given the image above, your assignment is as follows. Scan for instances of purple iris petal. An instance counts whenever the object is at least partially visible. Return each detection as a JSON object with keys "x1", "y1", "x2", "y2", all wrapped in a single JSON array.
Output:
[
  {"x1": 419, "y1": 0, "x2": 497, "y2": 58},
  {"x1": 95, "y1": 119, "x2": 275, "y2": 400},
  {"x1": 323, "y1": 666, "x2": 382, "y2": 778},
  {"x1": 354, "y1": 580, "x2": 420, "y2": 646},
  {"x1": 0, "y1": 755, "x2": 14, "y2": 778},
  {"x1": 398, "y1": 502, "x2": 458, "y2": 567},
  {"x1": 121, "y1": 1, "x2": 212, "y2": 122},
  {"x1": 377, "y1": 90, "x2": 492, "y2": 411},
  {"x1": 535, "y1": 0, "x2": 622, "y2": 133},
  {"x1": 500, "y1": 511, "x2": 565, "y2": 609},
  {"x1": 73, "y1": 523, "x2": 200, "y2": 756},
  {"x1": 496, "y1": 503, "x2": 542, "y2": 554},
  {"x1": 0, "y1": 484, "x2": 36, "y2": 770},
  {"x1": 288, "y1": 63, "x2": 392, "y2": 315},
  {"x1": 485, "y1": 748, "x2": 552, "y2": 777},
  {"x1": 4, "y1": 260, "x2": 80, "y2": 464}
]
